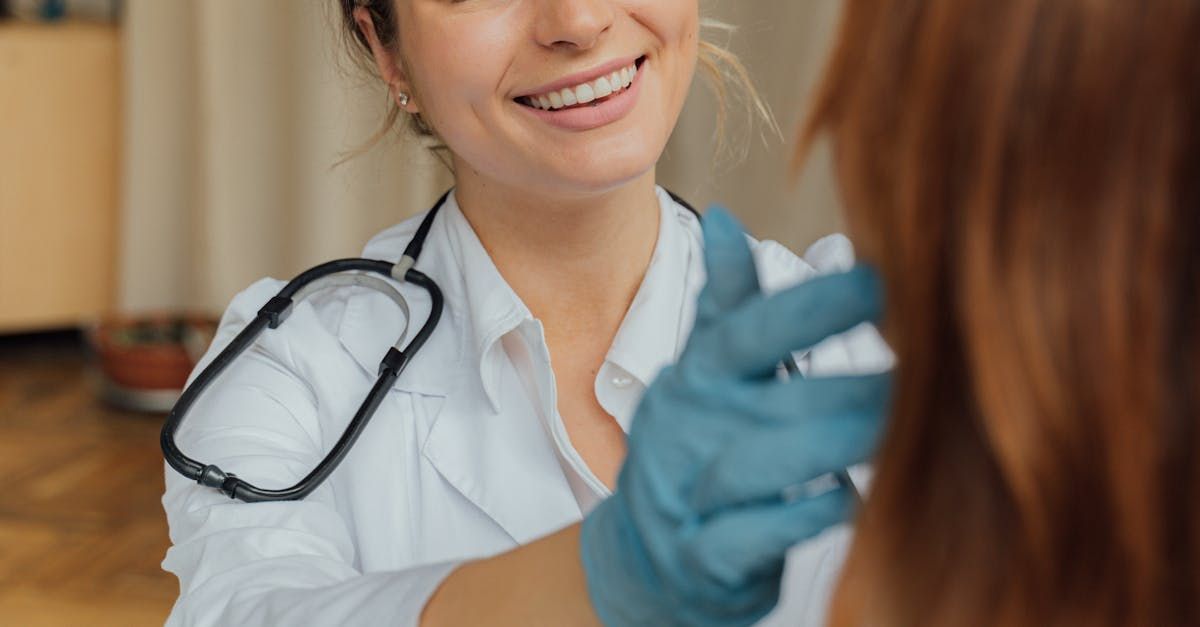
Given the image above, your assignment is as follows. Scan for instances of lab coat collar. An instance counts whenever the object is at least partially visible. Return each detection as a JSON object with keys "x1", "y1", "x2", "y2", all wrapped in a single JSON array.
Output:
[
  {"x1": 439, "y1": 192, "x2": 535, "y2": 415},
  {"x1": 423, "y1": 200, "x2": 588, "y2": 543},
  {"x1": 603, "y1": 188, "x2": 700, "y2": 389},
  {"x1": 341, "y1": 189, "x2": 536, "y2": 413},
  {"x1": 434, "y1": 187, "x2": 700, "y2": 415},
  {"x1": 341, "y1": 192, "x2": 582, "y2": 543},
  {"x1": 407, "y1": 244, "x2": 704, "y2": 544},
  {"x1": 337, "y1": 193, "x2": 474, "y2": 398},
  {"x1": 337, "y1": 188, "x2": 762, "y2": 405}
]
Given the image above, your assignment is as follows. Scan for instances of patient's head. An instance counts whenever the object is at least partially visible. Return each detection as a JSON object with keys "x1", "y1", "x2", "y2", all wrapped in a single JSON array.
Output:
[{"x1": 802, "y1": 1, "x2": 1200, "y2": 624}]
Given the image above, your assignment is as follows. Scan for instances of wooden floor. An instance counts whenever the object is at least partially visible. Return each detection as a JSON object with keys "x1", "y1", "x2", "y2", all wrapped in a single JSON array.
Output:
[{"x1": 0, "y1": 331, "x2": 176, "y2": 626}]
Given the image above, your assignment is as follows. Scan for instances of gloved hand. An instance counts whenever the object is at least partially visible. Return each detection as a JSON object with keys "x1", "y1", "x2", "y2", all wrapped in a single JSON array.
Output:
[{"x1": 580, "y1": 209, "x2": 891, "y2": 626}]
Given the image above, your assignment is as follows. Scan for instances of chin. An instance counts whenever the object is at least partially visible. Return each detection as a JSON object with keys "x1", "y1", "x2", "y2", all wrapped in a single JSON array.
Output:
[
  {"x1": 547, "y1": 140, "x2": 661, "y2": 193},
  {"x1": 543, "y1": 160, "x2": 654, "y2": 196}
]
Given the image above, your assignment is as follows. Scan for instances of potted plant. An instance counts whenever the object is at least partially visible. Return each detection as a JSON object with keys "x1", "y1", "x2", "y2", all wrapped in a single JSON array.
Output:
[{"x1": 90, "y1": 315, "x2": 217, "y2": 411}]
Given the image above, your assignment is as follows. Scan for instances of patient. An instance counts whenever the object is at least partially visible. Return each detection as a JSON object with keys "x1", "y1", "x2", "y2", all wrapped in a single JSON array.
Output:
[{"x1": 801, "y1": 0, "x2": 1199, "y2": 625}]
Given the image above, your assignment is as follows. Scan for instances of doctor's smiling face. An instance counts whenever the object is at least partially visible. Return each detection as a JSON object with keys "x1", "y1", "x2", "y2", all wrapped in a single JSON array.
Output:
[{"x1": 354, "y1": 0, "x2": 700, "y2": 198}]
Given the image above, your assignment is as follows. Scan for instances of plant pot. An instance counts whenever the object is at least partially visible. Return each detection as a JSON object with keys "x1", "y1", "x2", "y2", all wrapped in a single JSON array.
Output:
[{"x1": 90, "y1": 315, "x2": 217, "y2": 403}]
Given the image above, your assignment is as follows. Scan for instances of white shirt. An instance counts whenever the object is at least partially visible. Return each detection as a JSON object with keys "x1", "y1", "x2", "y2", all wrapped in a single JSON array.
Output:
[{"x1": 162, "y1": 187, "x2": 892, "y2": 626}]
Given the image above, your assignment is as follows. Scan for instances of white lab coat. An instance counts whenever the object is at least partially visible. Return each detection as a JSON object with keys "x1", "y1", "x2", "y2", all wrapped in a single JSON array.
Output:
[{"x1": 162, "y1": 188, "x2": 892, "y2": 626}]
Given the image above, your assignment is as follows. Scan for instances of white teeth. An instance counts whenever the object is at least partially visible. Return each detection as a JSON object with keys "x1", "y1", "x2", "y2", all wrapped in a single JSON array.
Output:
[
  {"x1": 576, "y1": 83, "x2": 596, "y2": 104},
  {"x1": 594, "y1": 76, "x2": 613, "y2": 98},
  {"x1": 523, "y1": 61, "x2": 640, "y2": 111}
]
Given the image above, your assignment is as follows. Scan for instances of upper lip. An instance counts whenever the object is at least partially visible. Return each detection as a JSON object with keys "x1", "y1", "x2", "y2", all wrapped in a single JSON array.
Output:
[{"x1": 513, "y1": 56, "x2": 643, "y2": 99}]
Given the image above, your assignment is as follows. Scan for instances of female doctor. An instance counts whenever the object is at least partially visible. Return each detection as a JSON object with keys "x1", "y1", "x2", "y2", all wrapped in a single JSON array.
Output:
[{"x1": 161, "y1": 1, "x2": 890, "y2": 625}]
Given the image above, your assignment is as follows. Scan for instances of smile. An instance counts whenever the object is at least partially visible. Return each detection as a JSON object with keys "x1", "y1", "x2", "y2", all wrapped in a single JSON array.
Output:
[
  {"x1": 513, "y1": 57, "x2": 648, "y2": 132},
  {"x1": 517, "y1": 58, "x2": 644, "y2": 112}
]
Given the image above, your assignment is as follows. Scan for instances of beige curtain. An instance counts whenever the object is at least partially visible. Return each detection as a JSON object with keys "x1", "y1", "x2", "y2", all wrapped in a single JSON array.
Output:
[
  {"x1": 663, "y1": 1, "x2": 845, "y2": 251},
  {"x1": 118, "y1": 0, "x2": 842, "y2": 314}
]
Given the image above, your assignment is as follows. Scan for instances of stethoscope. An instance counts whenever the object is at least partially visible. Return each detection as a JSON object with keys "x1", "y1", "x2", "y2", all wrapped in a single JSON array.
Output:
[
  {"x1": 161, "y1": 190, "x2": 450, "y2": 502},
  {"x1": 161, "y1": 190, "x2": 858, "y2": 504},
  {"x1": 161, "y1": 190, "x2": 699, "y2": 503}
]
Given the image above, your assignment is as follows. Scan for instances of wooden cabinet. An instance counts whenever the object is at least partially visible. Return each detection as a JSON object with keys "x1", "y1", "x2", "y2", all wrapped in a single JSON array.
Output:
[{"x1": 0, "y1": 23, "x2": 120, "y2": 332}]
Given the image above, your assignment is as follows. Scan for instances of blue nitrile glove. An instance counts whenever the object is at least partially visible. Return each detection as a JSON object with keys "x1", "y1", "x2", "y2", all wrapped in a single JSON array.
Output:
[{"x1": 580, "y1": 209, "x2": 891, "y2": 626}]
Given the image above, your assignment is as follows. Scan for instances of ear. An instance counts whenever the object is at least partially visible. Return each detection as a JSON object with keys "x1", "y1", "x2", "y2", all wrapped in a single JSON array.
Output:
[{"x1": 352, "y1": 6, "x2": 420, "y2": 113}]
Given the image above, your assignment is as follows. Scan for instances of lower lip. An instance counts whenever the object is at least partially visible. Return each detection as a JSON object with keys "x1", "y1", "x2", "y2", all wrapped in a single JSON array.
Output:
[{"x1": 516, "y1": 61, "x2": 646, "y2": 132}]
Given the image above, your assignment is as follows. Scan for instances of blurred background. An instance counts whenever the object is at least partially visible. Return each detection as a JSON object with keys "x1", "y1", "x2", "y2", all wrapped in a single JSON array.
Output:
[{"x1": 0, "y1": 1, "x2": 842, "y2": 624}]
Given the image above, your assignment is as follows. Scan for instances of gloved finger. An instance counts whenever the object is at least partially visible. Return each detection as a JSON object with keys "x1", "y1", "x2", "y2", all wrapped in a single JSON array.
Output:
[
  {"x1": 694, "y1": 266, "x2": 884, "y2": 378},
  {"x1": 714, "y1": 373, "x2": 892, "y2": 426},
  {"x1": 695, "y1": 208, "x2": 760, "y2": 326},
  {"x1": 689, "y1": 413, "x2": 882, "y2": 514},
  {"x1": 681, "y1": 488, "x2": 854, "y2": 590}
]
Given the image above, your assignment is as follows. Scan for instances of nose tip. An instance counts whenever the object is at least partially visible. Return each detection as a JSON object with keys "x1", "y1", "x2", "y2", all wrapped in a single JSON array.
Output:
[{"x1": 535, "y1": 0, "x2": 615, "y2": 50}]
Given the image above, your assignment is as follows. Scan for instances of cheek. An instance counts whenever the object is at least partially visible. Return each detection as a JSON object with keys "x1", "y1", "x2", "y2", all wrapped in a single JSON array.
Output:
[
  {"x1": 400, "y1": 14, "x2": 520, "y2": 142},
  {"x1": 626, "y1": 0, "x2": 700, "y2": 52},
  {"x1": 626, "y1": 0, "x2": 699, "y2": 99}
]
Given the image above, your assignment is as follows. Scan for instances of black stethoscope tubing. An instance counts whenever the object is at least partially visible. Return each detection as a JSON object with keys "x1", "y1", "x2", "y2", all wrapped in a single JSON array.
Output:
[{"x1": 161, "y1": 191, "x2": 450, "y2": 502}]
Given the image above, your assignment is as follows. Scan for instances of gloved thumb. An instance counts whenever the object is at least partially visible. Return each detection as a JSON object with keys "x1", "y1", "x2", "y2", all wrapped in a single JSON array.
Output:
[{"x1": 698, "y1": 207, "x2": 761, "y2": 325}]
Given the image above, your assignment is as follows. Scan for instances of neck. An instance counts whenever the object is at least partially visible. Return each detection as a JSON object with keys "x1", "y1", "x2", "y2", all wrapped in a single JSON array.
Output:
[{"x1": 453, "y1": 168, "x2": 661, "y2": 332}]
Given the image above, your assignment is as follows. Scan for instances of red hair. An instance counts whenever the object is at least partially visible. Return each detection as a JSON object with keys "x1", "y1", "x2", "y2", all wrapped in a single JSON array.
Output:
[{"x1": 801, "y1": 1, "x2": 1200, "y2": 624}]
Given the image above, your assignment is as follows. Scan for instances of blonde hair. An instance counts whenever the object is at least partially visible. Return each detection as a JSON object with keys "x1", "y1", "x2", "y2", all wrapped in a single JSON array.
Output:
[
  {"x1": 336, "y1": 2, "x2": 776, "y2": 163},
  {"x1": 697, "y1": 18, "x2": 780, "y2": 162}
]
